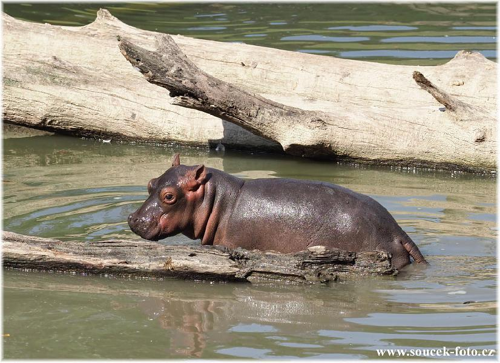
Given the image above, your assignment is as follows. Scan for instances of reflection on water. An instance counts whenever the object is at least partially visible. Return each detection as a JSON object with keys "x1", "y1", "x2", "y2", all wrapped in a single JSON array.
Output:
[
  {"x1": 3, "y1": 2, "x2": 497, "y2": 65},
  {"x1": 3, "y1": 263, "x2": 496, "y2": 359},
  {"x1": 3, "y1": 131, "x2": 497, "y2": 359}
]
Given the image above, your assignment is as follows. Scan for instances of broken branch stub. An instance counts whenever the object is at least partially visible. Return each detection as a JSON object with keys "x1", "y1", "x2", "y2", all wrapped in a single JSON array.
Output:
[{"x1": 412, "y1": 71, "x2": 476, "y2": 118}]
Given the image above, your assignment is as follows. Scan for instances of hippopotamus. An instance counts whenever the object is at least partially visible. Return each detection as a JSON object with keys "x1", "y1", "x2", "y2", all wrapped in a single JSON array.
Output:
[{"x1": 128, "y1": 154, "x2": 427, "y2": 269}]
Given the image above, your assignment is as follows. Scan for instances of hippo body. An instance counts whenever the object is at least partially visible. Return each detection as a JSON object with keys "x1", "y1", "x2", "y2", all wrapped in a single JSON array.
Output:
[{"x1": 128, "y1": 155, "x2": 427, "y2": 269}]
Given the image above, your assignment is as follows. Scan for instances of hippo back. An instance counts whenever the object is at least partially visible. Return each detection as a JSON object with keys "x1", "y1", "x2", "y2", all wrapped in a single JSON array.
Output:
[{"x1": 224, "y1": 178, "x2": 405, "y2": 254}]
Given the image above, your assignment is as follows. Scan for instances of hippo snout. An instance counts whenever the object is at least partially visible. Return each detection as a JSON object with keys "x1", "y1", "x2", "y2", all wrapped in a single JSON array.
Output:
[
  {"x1": 127, "y1": 212, "x2": 138, "y2": 230},
  {"x1": 128, "y1": 211, "x2": 160, "y2": 241},
  {"x1": 127, "y1": 212, "x2": 143, "y2": 235}
]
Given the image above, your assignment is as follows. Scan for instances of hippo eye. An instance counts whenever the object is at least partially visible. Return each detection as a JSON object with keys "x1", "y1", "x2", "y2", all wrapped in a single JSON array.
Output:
[{"x1": 161, "y1": 190, "x2": 177, "y2": 204}]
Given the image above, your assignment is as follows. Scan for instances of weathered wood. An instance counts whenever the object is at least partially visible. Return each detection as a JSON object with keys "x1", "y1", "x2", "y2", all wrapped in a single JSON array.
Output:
[
  {"x1": 412, "y1": 71, "x2": 482, "y2": 122},
  {"x1": 118, "y1": 34, "x2": 496, "y2": 172},
  {"x1": 2, "y1": 232, "x2": 396, "y2": 284},
  {"x1": 3, "y1": 9, "x2": 496, "y2": 172},
  {"x1": 119, "y1": 35, "x2": 323, "y2": 145},
  {"x1": 2, "y1": 10, "x2": 279, "y2": 151}
]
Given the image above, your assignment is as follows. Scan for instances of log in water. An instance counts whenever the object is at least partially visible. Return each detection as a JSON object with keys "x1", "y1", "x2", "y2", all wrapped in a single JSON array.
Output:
[
  {"x1": 2, "y1": 231, "x2": 396, "y2": 284},
  {"x1": 3, "y1": 9, "x2": 496, "y2": 172}
]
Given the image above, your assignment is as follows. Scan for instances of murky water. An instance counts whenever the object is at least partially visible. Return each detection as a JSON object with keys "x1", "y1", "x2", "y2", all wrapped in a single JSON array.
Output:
[
  {"x1": 3, "y1": 2, "x2": 497, "y2": 65},
  {"x1": 3, "y1": 2, "x2": 498, "y2": 359},
  {"x1": 3, "y1": 129, "x2": 497, "y2": 359}
]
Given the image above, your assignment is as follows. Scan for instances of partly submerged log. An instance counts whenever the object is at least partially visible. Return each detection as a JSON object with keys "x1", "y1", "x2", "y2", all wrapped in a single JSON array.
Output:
[
  {"x1": 2, "y1": 232, "x2": 396, "y2": 284},
  {"x1": 119, "y1": 34, "x2": 496, "y2": 172},
  {"x1": 3, "y1": 10, "x2": 496, "y2": 171},
  {"x1": 2, "y1": 10, "x2": 279, "y2": 151}
]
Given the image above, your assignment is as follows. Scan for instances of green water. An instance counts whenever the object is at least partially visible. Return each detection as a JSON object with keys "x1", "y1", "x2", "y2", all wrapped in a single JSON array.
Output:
[
  {"x1": 3, "y1": 129, "x2": 497, "y2": 359},
  {"x1": 2, "y1": 2, "x2": 498, "y2": 359},
  {"x1": 3, "y1": 2, "x2": 497, "y2": 65}
]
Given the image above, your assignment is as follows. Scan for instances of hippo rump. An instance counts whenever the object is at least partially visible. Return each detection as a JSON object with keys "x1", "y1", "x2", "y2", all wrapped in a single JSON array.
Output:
[{"x1": 128, "y1": 154, "x2": 427, "y2": 269}]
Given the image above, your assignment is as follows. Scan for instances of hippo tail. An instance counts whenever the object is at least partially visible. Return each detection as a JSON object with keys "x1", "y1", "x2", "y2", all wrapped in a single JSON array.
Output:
[{"x1": 400, "y1": 234, "x2": 429, "y2": 265}]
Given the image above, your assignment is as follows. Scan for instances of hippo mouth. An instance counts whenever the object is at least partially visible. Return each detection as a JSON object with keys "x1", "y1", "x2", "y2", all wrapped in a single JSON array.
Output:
[
  {"x1": 128, "y1": 211, "x2": 178, "y2": 241},
  {"x1": 142, "y1": 225, "x2": 164, "y2": 242},
  {"x1": 144, "y1": 229, "x2": 162, "y2": 241},
  {"x1": 128, "y1": 213, "x2": 164, "y2": 241},
  {"x1": 143, "y1": 214, "x2": 173, "y2": 241},
  {"x1": 147, "y1": 230, "x2": 179, "y2": 241},
  {"x1": 131, "y1": 223, "x2": 161, "y2": 241}
]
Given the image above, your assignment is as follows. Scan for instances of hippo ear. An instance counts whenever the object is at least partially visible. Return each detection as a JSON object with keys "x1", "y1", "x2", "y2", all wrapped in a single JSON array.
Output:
[
  {"x1": 171, "y1": 153, "x2": 180, "y2": 167},
  {"x1": 186, "y1": 165, "x2": 207, "y2": 191}
]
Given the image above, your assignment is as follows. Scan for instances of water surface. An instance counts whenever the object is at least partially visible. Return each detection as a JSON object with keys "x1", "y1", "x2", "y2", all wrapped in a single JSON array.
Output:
[
  {"x1": 3, "y1": 131, "x2": 497, "y2": 359},
  {"x1": 3, "y1": 2, "x2": 497, "y2": 65}
]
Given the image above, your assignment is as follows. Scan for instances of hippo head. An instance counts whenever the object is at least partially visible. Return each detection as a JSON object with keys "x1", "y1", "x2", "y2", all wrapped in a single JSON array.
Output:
[{"x1": 128, "y1": 154, "x2": 208, "y2": 241}]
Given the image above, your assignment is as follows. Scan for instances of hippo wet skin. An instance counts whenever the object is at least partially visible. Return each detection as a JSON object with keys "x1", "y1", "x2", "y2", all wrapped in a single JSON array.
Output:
[{"x1": 128, "y1": 154, "x2": 427, "y2": 269}]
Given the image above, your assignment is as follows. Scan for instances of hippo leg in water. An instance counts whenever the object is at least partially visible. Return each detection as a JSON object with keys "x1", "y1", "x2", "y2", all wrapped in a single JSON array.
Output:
[{"x1": 128, "y1": 154, "x2": 428, "y2": 270}]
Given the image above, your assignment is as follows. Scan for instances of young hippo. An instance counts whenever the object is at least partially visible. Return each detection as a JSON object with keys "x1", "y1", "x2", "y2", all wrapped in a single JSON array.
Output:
[{"x1": 128, "y1": 154, "x2": 427, "y2": 269}]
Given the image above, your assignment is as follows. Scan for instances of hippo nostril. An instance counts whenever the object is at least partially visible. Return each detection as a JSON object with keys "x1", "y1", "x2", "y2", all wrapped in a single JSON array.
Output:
[{"x1": 128, "y1": 213, "x2": 139, "y2": 229}]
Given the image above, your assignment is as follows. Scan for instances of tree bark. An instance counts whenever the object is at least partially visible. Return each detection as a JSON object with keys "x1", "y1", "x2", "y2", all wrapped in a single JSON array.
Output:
[
  {"x1": 2, "y1": 10, "x2": 279, "y2": 151},
  {"x1": 3, "y1": 9, "x2": 496, "y2": 172},
  {"x1": 118, "y1": 34, "x2": 496, "y2": 172},
  {"x1": 3, "y1": 231, "x2": 396, "y2": 284}
]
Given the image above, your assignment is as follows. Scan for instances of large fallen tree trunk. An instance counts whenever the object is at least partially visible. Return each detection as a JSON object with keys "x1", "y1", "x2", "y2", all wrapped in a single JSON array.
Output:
[
  {"x1": 3, "y1": 231, "x2": 395, "y2": 284},
  {"x1": 3, "y1": 10, "x2": 496, "y2": 171},
  {"x1": 118, "y1": 34, "x2": 496, "y2": 172},
  {"x1": 2, "y1": 10, "x2": 279, "y2": 151}
]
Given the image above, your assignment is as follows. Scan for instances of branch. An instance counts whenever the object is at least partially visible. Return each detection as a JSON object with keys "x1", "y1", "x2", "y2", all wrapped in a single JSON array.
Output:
[
  {"x1": 412, "y1": 71, "x2": 474, "y2": 116},
  {"x1": 116, "y1": 34, "x2": 495, "y2": 168},
  {"x1": 118, "y1": 34, "x2": 322, "y2": 146},
  {"x1": 3, "y1": 231, "x2": 396, "y2": 284}
]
